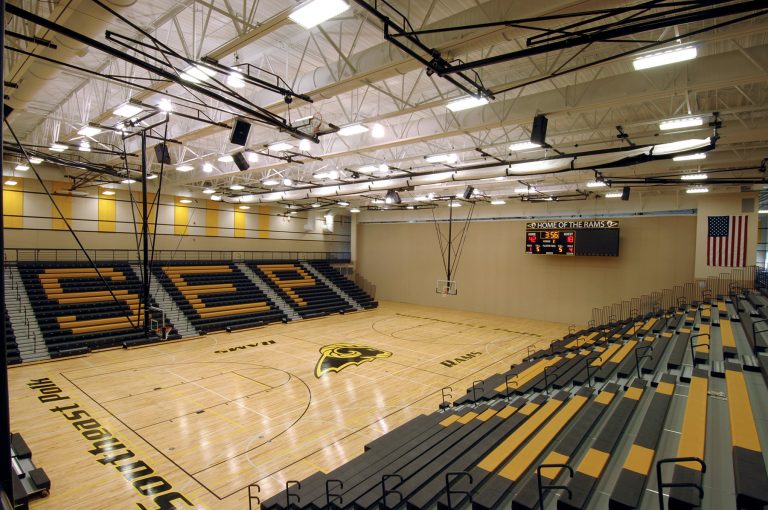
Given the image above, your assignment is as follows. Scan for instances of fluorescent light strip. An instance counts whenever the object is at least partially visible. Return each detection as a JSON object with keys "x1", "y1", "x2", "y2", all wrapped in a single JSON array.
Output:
[
  {"x1": 586, "y1": 181, "x2": 606, "y2": 188},
  {"x1": 113, "y1": 103, "x2": 143, "y2": 118},
  {"x1": 446, "y1": 96, "x2": 489, "y2": 112},
  {"x1": 425, "y1": 153, "x2": 458, "y2": 164},
  {"x1": 673, "y1": 152, "x2": 706, "y2": 162},
  {"x1": 659, "y1": 116, "x2": 703, "y2": 131},
  {"x1": 176, "y1": 165, "x2": 194, "y2": 172},
  {"x1": 686, "y1": 187, "x2": 709, "y2": 194},
  {"x1": 633, "y1": 46, "x2": 697, "y2": 70},
  {"x1": 268, "y1": 142, "x2": 293, "y2": 152},
  {"x1": 605, "y1": 192, "x2": 623, "y2": 198},
  {"x1": 338, "y1": 124, "x2": 369, "y2": 136},
  {"x1": 289, "y1": 0, "x2": 350, "y2": 29},
  {"x1": 77, "y1": 126, "x2": 101, "y2": 137},
  {"x1": 508, "y1": 141, "x2": 541, "y2": 151},
  {"x1": 680, "y1": 173, "x2": 707, "y2": 181}
]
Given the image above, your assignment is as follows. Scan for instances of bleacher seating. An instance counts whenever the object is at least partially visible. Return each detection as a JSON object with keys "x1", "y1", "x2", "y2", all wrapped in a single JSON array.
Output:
[
  {"x1": 248, "y1": 261, "x2": 353, "y2": 317},
  {"x1": 5, "y1": 308, "x2": 21, "y2": 365},
  {"x1": 262, "y1": 291, "x2": 768, "y2": 510},
  {"x1": 16, "y1": 262, "x2": 171, "y2": 356},
  {"x1": 152, "y1": 261, "x2": 286, "y2": 333},
  {"x1": 307, "y1": 260, "x2": 378, "y2": 309}
]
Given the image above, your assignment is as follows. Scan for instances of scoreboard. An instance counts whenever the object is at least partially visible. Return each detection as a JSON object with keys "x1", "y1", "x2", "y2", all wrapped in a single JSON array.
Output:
[
  {"x1": 526, "y1": 230, "x2": 575, "y2": 255},
  {"x1": 525, "y1": 220, "x2": 620, "y2": 256}
]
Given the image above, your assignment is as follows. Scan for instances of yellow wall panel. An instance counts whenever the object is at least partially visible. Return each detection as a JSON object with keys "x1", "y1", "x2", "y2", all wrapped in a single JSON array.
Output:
[
  {"x1": 51, "y1": 181, "x2": 72, "y2": 230},
  {"x1": 234, "y1": 209, "x2": 246, "y2": 238},
  {"x1": 98, "y1": 194, "x2": 116, "y2": 232},
  {"x1": 258, "y1": 205, "x2": 270, "y2": 239},
  {"x1": 174, "y1": 200, "x2": 189, "y2": 235},
  {"x1": 3, "y1": 178, "x2": 23, "y2": 229},
  {"x1": 206, "y1": 202, "x2": 219, "y2": 237}
]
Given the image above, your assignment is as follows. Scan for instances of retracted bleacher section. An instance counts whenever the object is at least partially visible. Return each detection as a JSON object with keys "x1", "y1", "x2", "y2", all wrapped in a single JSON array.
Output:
[
  {"x1": 263, "y1": 284, "x2": 768, "y2": 510},
  {"x1": 248, "y1": 261, "x2": 354, "y2": 317},
  {"x1": 307, "y1": 260, "x2": 378, "y2": 310},
  {"x1": 16, "y1": 262, "x2": 172, "y2": 357},
  {"x1": 151, "y1": 261, "x2": 285, "y2": 333}
]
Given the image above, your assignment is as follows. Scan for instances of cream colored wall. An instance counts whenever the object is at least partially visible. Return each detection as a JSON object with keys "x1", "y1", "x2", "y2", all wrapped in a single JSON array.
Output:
[
  {"x1": 2, "y1": 177, "x2": 351, "y2": 257},
  {"x1": 357, "y1": 215, "x2": 696, "y2": 325}
]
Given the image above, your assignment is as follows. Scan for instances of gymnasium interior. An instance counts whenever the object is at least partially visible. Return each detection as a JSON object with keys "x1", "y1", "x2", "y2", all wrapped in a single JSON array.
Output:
[{"x1": 2, "y1": 1, "x2": 768, "y2": 509}]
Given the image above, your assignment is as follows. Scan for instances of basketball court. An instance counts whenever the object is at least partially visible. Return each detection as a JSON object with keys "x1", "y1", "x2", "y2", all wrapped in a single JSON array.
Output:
[{"x1": 7, "y1": 301, "x2": 565, "y2": 509}]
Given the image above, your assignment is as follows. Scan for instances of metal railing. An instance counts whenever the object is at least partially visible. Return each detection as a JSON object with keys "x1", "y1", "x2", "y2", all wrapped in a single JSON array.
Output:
[
  {"x1": 4, "y1": 248, "x2": 350, "y2": 263},
  {"x1": 590, "y1": 266, "x2": 765, "y2": 326},
  {"x1": 334, "y1": 264, "x2": 377, "y2": 299}
]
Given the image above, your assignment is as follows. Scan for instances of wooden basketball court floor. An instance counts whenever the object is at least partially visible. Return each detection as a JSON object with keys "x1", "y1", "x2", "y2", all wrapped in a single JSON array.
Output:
[{"x1": 7, "y1": 301, "x2": 567, "y2": 509}]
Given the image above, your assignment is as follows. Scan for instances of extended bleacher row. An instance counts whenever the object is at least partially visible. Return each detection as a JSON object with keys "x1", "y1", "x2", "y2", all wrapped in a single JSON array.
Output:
[
  {"x1": 151, "y1": 261, "x2": 286, "y2": 333},
  {"x1": 7, "y1": 259, "x2": 377, "y2": 360},
  {"x1": 263, "y1": 291, "x2": 768, "y2": 510},
  {"x1": 16, "y1": 261, "x2": 174, "y2": 356},
  {"x1": 249, "y1": 262, "x2": 354, "y2": 318},
  {"x1": 310, "y1": 261, "x2": 378, "y2": 310}
]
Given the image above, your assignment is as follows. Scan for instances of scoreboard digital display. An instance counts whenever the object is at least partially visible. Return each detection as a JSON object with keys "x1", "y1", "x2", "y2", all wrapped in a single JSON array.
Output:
[
  {"x1": 525, "y1": 220, "x2": 620, "y2": 257},
  {"x1": 526, "y1": 230, "x2": 575, "y2": 255}
]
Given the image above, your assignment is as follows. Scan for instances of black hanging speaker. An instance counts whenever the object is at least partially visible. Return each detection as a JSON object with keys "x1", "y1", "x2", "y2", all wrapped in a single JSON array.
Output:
[
  {"x1": 230, "y1": 118, "x2": 251, "y2": 146},
  {"x1": 153, "y1": 143, "x2": 172, "y2": 164},
  {"x1": 530, "y1": 114, "x2": 548, "y2": 146},
  {"x1": 621, "y1": 186, "x2": 630, "y2": 201},
  {"x1": 462, "y1": 185, "x2": 475, "y2": 199},
  {"x1": 232, "y1": 151, "x2": 249, "y2": 171}
]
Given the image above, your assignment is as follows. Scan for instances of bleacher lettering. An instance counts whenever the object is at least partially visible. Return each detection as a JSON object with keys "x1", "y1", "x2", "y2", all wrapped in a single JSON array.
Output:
[{"x1": 28, "y1": 377, "x2": 194, "y2": 508}]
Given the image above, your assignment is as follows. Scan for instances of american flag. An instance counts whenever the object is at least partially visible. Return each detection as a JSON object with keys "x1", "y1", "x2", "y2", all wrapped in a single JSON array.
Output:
[{"x1": 707, "y1": 215, "x2": 748, "y2": 267}]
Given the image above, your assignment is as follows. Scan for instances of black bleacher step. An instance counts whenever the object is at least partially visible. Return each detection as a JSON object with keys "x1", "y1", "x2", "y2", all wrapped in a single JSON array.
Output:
[
  {"x1": 758, "y1": 355, "x2": 768, "y2": 388},
  {"x1": 29, "y1": 467, "x2": 50, "y2": 492},
  {"x1": 510, "y1": 384, "x2": 620, "y2": 510},
  {"x1": 667, "y1": 330, "x2": 691, "y2": 370},
  {"x1": 651, "y1": 371, "x2": 665, "y2": 387},
  {"x1": 557, "y1": 379, "x2": 648, "y2": 510},
  {"x1": 471, "y1": 388, "x2": 595, "y2": 510},
  {"x1": 51, "y1": 346, "x2": 90, "y2": 358},
  {"x1": 327, "y1": 405, "x2": 509, "y2": 510},
  {"x1": 434, "y1": 395, "x2": 549, "y2": 510},
  {"x1": 364, "y1": 414, "x2": 434, "y2": 452},
  {"x1": 11, "y1": 470, "x2": 28, "y2": 508},
  {"x1": 11, "y1": 433, "x2": 31, "y2": 459},
  {"x1": 376, "y1": 402, "x2": 511, "y2": 509},
  {"x1": 679, "y1": 365, "x2": 693, "y2": 383},
  {"x1": 642, "y1": 335, "x2": 671, "y2": 374},
  {"x1": 617, "y1": 341, "x2": 651, "y2": 378},
  {"x1": 711, "y1": 360, "x2": 726, "y2": 378},
  {"x1": 742, "y1": 355, "x2": 761, "y2": 372},
  {"x1": 264, "y1": 412, "x2": 451, "y2": 509},
  {"x1": 123, "y1": 337, "x2": 160, "y2": 348},
  {"x1": 608, "y1": 374, "x2": 677, "y2": 510}
]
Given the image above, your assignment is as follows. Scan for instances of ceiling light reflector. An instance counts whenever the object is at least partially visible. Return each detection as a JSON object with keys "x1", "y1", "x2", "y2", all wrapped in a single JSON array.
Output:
[
  {"x1": 673, "y1": 152, "x2": 706, "y2": 162},
  {"x1": 338, "y1": 124, "x2": 369, "y2": 136},
  {"x1": 681, "y1": 173, "x2": 708, "y2": 181},
  {"x1": 633, "y1": 46, "x2": 697, "y2": 70},
  {"x1": 446, "y1": 96, "x2": 489, "y2": 112},
  {"x1": 659, "y1": 116, "x2": 703, "y2": 131},
  {"x1": 289, "y1": 0, "x2": 350, "y2": 29},
  {"x1": 508, "y1": 141, "x2": 541, "y2": 151},
  {"x1": 113, "y1": 103, "x2": 143, "y2": 118}
]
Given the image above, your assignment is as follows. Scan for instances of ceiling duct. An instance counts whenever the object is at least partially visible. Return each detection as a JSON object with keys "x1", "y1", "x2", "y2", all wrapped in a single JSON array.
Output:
[{"x1": 6, "y1": 0, "x2": 138, "y2": 121}]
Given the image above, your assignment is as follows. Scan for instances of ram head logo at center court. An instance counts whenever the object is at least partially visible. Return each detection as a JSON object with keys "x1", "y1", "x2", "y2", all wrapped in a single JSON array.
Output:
[{"x1": 314, "y1": 343, "x2": 392, "y2": 378}]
